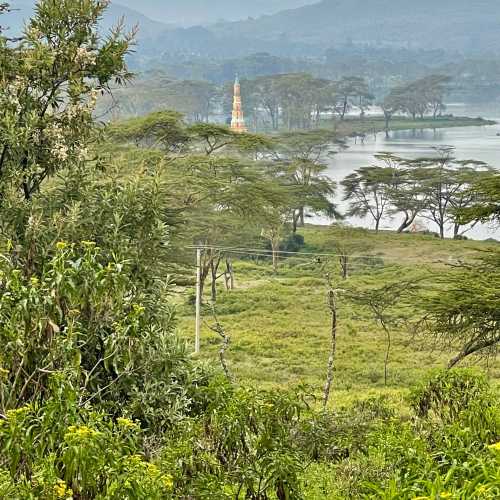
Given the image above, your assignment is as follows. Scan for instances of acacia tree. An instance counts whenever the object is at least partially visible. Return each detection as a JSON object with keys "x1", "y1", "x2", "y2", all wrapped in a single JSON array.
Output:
[
  {"x1": 418, "y1": 174, "x2": 500, "y2": 367},
  {"x1": 342, "y1": 165, "x2": 397, "y2": 232},
  {"x1": 447, "y1": 166, "x2": 493, "y2": 238},
  {"x1": 380, "y1": 87, "x2": 406, "y2": 133},
  {"x1": 271, "y1": 129, "x2": 344, "y2": 231},
  {"x1": 416, "y1": 148, "x2": 491, "y2": 238},
  {"x1": 347, "y1": 276, "x2": 421, "y2": 385},
  {"x1": 0, "y1": 0, "x2": 133, "y2": 203},
  {"x1": 335, "y1": 76, "x2": 373, "y2": 120},
  {"x1": 387, "y1": 75, "x2": 452, "y2": 121},
  {"x1": 421, "y1": 252, "x2": 500, "y2": 368},
  {"x1": 108, "y1": 110, "x2": 190, "y2": 154},
  {"x1": 375, "y1": 153, "x2": 429, "y2": 233},
  {"x1": 250, "y1": 75, "x2": 282, "y2": 130},
  {"x1": 457, "y1": 172, "x2": 500, "y2": 224},
  {"x1": 327, "y1": 224, "x2": 374, "y2": 280}
]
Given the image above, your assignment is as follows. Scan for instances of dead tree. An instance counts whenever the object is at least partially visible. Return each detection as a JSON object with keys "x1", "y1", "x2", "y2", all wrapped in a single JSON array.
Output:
[
  {"x1": 323, "y1": 273, "x2": 339, "y2": 410},
  {"x1": 208, "y1": 306, "x2": 233, "y2": 382}
]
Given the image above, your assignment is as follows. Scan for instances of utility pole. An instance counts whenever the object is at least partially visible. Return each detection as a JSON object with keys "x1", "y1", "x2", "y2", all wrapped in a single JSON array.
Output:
[{"x1": 195, "y1": 247, "x2": 202, "y2": 354}]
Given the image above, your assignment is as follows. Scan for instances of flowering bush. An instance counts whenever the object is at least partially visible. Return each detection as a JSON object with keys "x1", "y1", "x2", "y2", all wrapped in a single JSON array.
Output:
[{"x1": 0, "y1": 0, "x2": 133, "y2": 202}]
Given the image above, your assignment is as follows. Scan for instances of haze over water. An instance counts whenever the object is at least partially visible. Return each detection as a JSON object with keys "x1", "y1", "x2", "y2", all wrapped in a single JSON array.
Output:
[{"x1": 323, "y1": 103, "x2": 500, "y2": 240}]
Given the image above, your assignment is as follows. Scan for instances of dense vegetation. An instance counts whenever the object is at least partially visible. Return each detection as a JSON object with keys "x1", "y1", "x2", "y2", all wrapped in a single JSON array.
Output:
[{"x1": 0, "y1": 2, "x2": 499, "y2": 499}]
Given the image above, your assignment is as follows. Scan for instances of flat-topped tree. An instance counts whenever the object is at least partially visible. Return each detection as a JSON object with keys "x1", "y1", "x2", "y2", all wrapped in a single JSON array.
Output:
[
  {"x1": 108, "y1": 111, "x2": 190, "y2": 154},
  {"x1": 413, "y1": 148, "x2": 492, "y2": 239},
  {"x1": 271, "y1": 129, "x2": 344, "y2": 231},
  {"x1": 168, "y1": 154, "x2": 295, "y2": 296},
  {"x1": 457, "y1": 172, "x2": 500, "y2": 225},
  {"x1": 336, "y1": 76, "x2": 373, "y2": 120},
  {"x1": 188, "y1": 123, "x2": 270, "y2": 157},
  {"x1": 342, "y1": 165, "x2": 397, "y2": 232}
]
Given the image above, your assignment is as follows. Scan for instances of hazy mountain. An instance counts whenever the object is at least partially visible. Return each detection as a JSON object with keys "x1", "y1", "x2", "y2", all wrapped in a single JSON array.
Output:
[
  {"x1": 113, "y1": 0, "x2": 318, "y2": 26},
  {"x1": 2, "y1": 1, "x2": 172, "y2": 39},
  {"x1": 212, "y1": 0, "x2": 500, "y2": 55}
]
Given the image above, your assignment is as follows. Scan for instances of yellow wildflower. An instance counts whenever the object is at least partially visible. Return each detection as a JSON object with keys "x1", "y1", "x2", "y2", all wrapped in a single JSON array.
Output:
[
  {"x1": 161, "y1": 474, "x2": 174, "y2": 490},
  {"x1": 56, "y1": 241, "x2": 68, "y2": 250},
  {"x1": 53, "y1": 479, "x2": 73, "y2": 499},
  {"x1": 64, "y1": 425, "x2": 100, "y2": 442},
  {"x1": 132, "y1": 304, "x2": 145, "y2": 315},
  {"x1": 6, "y1": 405, "x2": 32, "y2": 420},
  {"x1": 487, "y1": 441, "x2": 500, "y2": 452},
  {"x1": 81, "y1": 241, "x2": 96, "y2": 248},
  {"x1": 440, "y1": 493, "x2": 453, "y2": 499},
  {"x1": 117, "y1": 417, "x2": 139, "y2": 430},
  {"x1": 146, "y1": 462, "x2": 160, "y2": 476},
  {"x1": 124, "y1": 454, "x2": 144, "y2": 467}
]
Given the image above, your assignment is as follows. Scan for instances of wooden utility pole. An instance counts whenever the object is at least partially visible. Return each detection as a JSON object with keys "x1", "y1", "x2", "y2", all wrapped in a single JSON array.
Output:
[{"x1": 195, "y1": 247, "x2": 202, "y2": 354}]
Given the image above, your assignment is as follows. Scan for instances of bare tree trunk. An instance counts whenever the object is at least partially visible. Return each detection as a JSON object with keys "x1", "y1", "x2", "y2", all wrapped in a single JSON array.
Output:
[
  {"x1": 208, "y1": 307, "x2": 233, "y2": 382},
  {"x1": 224, "y1": 257, "x2": 235, "y2": 290},
  {"x1": 299, "y1": 206, "x2": 305, "y2": 227},
  {"x1": 292, "y1": 210, "x2": 299, "y2": 233},
  {"x1": 339, "y1": 256, "x2": 349, "y2": 279},
  {"x1": 323, "y1": 280, "x2": 338, "y2": 411},
  {"x1": 439, "y1": 222, "x2": 445, "y2": 239},
  {"x1": 210, "y1": 256, "x2": 222, "y2": 303},
  {"x1": 380, "y1": 321, "x2": 391, "y2": 386},
  {"x1": 272, "y1": 240, "x2": 279, "y2": 274},
  {"x1": 397, "y1": 212, "x2": 417, "y2": 233}
]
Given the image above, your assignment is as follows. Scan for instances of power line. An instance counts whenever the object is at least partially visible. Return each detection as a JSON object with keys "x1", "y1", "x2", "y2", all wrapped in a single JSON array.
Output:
[{"x1": 185, "y1": 245, "x2": 449, "y2": 263}]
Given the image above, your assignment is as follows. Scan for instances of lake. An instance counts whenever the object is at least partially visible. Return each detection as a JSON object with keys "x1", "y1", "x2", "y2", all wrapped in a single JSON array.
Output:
[{"x1": 321, "y1": 103, "x2": 500, "y2": 240}]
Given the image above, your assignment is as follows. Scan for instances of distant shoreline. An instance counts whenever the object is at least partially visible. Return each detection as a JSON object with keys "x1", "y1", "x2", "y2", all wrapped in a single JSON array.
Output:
[{"x1": 327, "y1": 116, "x2": 497, "y2": 139}]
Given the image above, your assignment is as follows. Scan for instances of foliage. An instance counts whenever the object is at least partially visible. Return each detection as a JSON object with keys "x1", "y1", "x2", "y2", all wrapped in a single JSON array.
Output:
[
  {"x1": 0, "y1": 0, "x2": 133, "y2": 201},
  {"x1": 420, "y1": 250, "x2": 500, "y2": 367}
]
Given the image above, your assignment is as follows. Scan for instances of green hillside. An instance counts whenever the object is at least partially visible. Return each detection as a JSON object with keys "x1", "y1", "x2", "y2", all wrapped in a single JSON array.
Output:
[{"x1": 178, "y1": 225, "x2": 500, "y2": 401}]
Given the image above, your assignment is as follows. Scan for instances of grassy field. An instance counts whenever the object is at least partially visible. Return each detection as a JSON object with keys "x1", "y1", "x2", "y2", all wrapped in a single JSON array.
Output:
[{"x1": 177, "y1": 226, "x2": 500, "y2": 408}]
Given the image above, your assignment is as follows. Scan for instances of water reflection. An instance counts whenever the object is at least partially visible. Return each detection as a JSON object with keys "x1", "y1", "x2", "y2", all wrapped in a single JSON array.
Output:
[{"x1": 320, "y1": 109, "x2": 500, "y2": 240}]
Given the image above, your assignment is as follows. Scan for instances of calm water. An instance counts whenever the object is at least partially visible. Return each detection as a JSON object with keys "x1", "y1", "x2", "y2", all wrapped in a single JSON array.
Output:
[{"x1": 320, "y1": 103, "x2": 500, "y2": 240}]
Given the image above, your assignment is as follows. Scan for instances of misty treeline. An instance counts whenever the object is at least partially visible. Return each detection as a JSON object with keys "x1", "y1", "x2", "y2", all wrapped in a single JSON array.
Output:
[{"x1": 103, "y1": 71, "x2": 452, "y2": 130}]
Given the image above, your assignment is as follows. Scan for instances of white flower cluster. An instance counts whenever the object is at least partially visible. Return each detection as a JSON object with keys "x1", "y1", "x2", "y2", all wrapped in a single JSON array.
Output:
[
  {"x1": 27, "y1": 27, "x2": 43, "y2": 41},
  {"x1": 45, "y1": 123, "x2": 69, "y2": 161},
  {"x1": 75, "y1": 46, "x2": 97, "y2": 66},
  {"x1": 45, "y1": 122, "x2": 89, "y2": 163},
  {"x1": 1, "y1": 77, "x2": 25, "y2": 113}
]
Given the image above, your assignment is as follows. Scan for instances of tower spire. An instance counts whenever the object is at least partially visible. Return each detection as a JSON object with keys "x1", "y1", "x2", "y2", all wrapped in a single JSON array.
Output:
[{"x1": 230, "y1": 75, "x2": 247, "y2": 133}]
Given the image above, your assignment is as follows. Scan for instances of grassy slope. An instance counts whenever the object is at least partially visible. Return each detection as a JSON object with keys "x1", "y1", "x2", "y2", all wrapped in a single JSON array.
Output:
[{"x1": 177, "y1": 226, "x2": 500, "y2": 407}]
